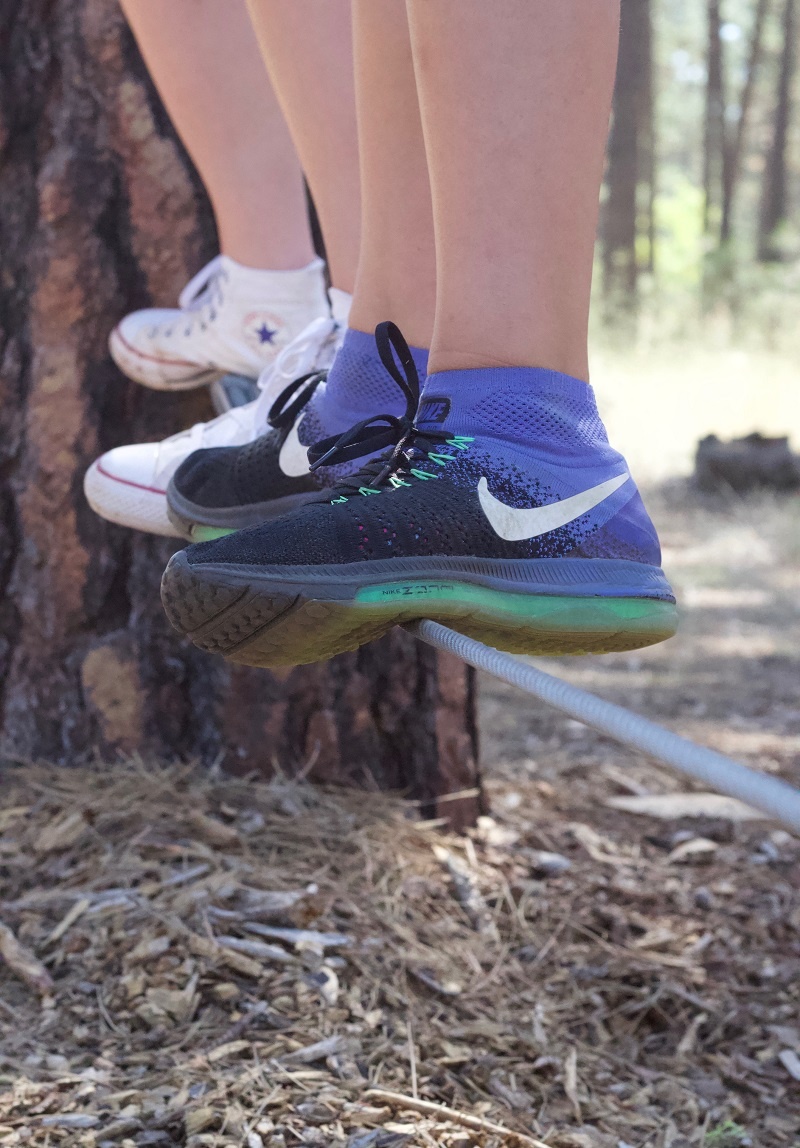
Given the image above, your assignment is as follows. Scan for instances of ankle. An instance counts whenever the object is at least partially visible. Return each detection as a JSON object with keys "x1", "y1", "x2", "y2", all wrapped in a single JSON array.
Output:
[
  {"x1": 218, "y1": 243, "x2": 318, "y2": 273},
  {"x1": 428, "y1": 348, "x2": 590, "y2": 383}
]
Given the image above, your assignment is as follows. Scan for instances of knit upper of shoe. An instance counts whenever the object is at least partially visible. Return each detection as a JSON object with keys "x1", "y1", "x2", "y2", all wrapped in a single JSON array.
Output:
[
  {"x1": 170, "y1": 327, "x2": 428, "y2": 513},
  {"x1": 171, "y1": 431, "x2": 317, "y2": 508},
  {"x1": 184, "y1": 329, "x2": 663, "y2": 574},
  {"x1": 184, "y1": 445, "x2": 660, "y2": 569},
  {"x1": 169, "y1": 399, "x2": 382, "y2": 510},
  {"x1": 312, "y1": 327, "x2": 426, "y2": 435}
]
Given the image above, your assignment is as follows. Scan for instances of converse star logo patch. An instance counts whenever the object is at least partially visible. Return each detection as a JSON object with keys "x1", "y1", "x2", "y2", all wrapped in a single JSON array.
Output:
[
  {"x1": 477, "y1": 472, "x2": 631, "y2": 542},
  {"x1": 244, "y1": 311, "x2": 284, "y2": 350}
]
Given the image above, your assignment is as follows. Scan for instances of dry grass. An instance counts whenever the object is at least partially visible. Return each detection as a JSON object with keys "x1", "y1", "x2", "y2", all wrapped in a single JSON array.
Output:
[{"x1": 590, "y1": 344, "x2": 800, "y2": 482}]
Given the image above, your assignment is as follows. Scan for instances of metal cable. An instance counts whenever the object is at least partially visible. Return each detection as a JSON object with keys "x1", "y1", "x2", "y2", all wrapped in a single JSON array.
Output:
[{"x1": 410, "y1": 620, "x2": 800, "y2": 835}]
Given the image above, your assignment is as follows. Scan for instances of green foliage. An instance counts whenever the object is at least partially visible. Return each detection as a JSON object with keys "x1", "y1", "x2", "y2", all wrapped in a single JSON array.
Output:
[
  {"x1": 703, "y1": 246, "x2": 800, "y2": 348},
  {"x1": 600, "y1": 0, "x2": 800, "y2": 349},
  {"x1": 704, "y1": 1120, "x2": 752, "y2": 1147},
  {"x1": 653, "y1": 173, "x2": 706, "y2": 290}
]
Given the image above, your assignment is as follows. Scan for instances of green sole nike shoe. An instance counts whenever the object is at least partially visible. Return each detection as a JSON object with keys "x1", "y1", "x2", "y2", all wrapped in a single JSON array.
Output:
[
  {"x1": 162, "y1": 552, "x2": 677, "y2": 667},
  {"x1": 160, "y1": 323, "x2": 678, "y2": 668}
]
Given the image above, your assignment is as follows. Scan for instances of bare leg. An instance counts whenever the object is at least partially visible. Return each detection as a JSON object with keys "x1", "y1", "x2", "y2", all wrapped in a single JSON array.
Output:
[
  {"x1": 158, "y1": 3, "x2": 679, "y2": 672},
  {"x1": 347, "y1": 0, "x2": 436, "y2": 347},
  {"x1": 406, "y1": 0, "x2": 620, "y2": 381},
  {"x1": 246, "y1": 0, "x2": 361, "y2": 294},
  {"x1": 121, "y1": 0, "x2": 315, "y2": 271}
]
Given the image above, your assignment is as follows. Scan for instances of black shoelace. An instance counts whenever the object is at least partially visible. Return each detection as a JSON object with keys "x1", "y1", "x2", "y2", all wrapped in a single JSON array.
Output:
[
  {"x1": 307, "y1": 322, "x2": 458, "y2": 499},
  {"x1": 267, "y1": 370, "x2": 327, "y2": 431}
]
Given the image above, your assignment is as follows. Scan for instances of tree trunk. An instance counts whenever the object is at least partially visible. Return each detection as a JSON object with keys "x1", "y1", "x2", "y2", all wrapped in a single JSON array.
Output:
[
  {"x1": 703, "y1": 0, "x2": 726, "y2": 238},
  {"x1": 603, "y1": 0, "x2": 654, "y2": 314},
  {"x1": 720, "y1": 0, "x2": 770, "y2": 244},
  {"x1": 758, "y1": 0, "x2": 797, "y2": 260},
  {"x1": 641, "y1": 3, "x2": 656, "y2": 276},
  {"x1": 0, "y1": 0, "x2": 482, "y2": 829}
]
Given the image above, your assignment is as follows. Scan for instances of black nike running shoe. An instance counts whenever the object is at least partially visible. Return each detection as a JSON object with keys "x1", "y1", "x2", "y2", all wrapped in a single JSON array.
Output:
[
  {"x1": 161, "y1": 323, "x2": 678, "y2": 667},
  {"x1": 166, "y1": 371, "x2": 327, "y2": 540}
]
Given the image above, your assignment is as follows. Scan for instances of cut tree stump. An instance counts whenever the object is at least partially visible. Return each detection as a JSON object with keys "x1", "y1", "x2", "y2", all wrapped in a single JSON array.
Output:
[
  {"x1": 695, "y1": 433, "x2": 800, "y2": 493},
  {"x1": 0, "y1": 0, "x2": 481, "y2": 828}
]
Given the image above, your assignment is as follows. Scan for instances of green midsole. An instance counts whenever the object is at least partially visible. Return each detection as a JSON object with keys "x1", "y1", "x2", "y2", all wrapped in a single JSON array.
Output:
[
  {"x1": 353, "y1": 580, "x2": 677, "y2": 632},
  {"x1": 191, "y1": 525, "x2": 236, "y2": 542}
]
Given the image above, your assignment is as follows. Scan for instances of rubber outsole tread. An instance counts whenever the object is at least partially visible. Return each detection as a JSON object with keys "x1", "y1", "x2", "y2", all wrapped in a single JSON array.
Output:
[
  {"x1": 161, "y1": 554, "x2": 678, "y2": 668},
  {"x1": 160, "y1": 561, "x2": 248, "y2": 634},
  {"x1": 191, "y1": 592, "x2": 298, "y2": 656},
  {"x1": 161, "y1": 557, "x2": 296, "y2": 655}
]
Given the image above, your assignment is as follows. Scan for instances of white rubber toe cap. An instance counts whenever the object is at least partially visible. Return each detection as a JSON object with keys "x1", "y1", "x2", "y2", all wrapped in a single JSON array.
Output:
[{"x1": 84, "y1": 446, "x2": 180, "y2": 537}]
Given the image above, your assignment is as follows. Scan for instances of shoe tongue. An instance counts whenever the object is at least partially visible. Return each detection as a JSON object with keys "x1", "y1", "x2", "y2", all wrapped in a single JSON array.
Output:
[
  {"x1": 178, "y1": 254, "x2": 229, "y2": 309},
  {"x1": 328, "y1": 287, "x2": 352, "y2": 326},
  {"x1": 416, "y1": 394, "x2": 453, "y2": 433}
]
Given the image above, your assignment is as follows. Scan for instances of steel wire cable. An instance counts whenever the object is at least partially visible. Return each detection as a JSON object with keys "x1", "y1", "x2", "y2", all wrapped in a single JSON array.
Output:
[{"x1": 410, "y1": 620, "x2": 800, "y2": 835}]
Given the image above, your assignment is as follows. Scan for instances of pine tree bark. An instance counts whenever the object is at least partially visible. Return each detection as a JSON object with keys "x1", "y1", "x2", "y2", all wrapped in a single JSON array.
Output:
[
  {"x1": 758, "y1": 0, "x2": 797, "y2": 260},
  {"x1": 703, "y1": 0, "x2": 726, "y2": 238},
  {"x1": 721, "y1": 0, "x2": 770, "y2": 244},
  {"x1": 602, "y1": 0, "x2": 654, "y2": 313},
  {"x1": 640, "y1": 5, "x2": 656, "y2": 276},
  {"x1": 0, "y1": 0, "x2": 481, "y2": 828}
]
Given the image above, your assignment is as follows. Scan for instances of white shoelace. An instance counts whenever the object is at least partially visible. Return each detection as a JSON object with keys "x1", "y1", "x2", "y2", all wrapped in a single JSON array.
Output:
[
  {"x1": 162, "y1": 315, "x2": 343, "y2": 455},
  {"x1": 178, "y1": 255, "x2": 226, "y2": 311},
  {"x1": 154, "y1": 256, "x2": 228, "y2": 338}
]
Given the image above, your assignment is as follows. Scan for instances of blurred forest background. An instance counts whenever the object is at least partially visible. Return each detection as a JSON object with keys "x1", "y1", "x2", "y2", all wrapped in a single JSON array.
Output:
[{"x1": 595, "y1": 0, "x2": 800, "y2": 478}]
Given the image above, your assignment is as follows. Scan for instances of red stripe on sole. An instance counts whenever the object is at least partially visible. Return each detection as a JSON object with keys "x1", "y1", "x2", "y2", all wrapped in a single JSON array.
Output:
[
  {"x1": 96, "y1": 459, "x2": 167, "y2": 497},
  {"x1": 112, "y1": 326, "x2": 211, "y2": 374}
]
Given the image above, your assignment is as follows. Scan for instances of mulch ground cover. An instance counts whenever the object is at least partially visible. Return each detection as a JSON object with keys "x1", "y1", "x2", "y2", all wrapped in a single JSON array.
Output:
[{"x1": 0, "y1": 754, "x2": 797, "y2": 1148}]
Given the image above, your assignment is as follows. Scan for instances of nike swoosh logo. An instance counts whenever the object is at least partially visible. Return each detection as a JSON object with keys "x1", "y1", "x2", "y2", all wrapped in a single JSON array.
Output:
[
  {"x1": 477, "y1": 471, "x2": 631, "y2": 542},
  {"x1": 278, "y1": 421, "x2": 312, "y2": 478}
]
